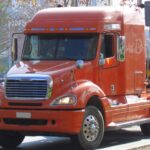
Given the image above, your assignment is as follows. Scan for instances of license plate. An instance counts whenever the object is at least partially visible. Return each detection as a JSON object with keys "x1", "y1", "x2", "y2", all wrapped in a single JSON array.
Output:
[{"x1": 16, "y1": 112, "x2": 31, "y2": 119}]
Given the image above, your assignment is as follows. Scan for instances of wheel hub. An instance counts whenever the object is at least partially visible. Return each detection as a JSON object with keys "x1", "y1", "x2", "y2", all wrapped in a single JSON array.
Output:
[{"x1": 83, "y1": 115, "x2": 99, "y2": 142}]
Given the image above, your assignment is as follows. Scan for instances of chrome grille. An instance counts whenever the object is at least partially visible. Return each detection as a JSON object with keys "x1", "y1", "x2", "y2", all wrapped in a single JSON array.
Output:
[{"x1": 5, "y1": 74, "x2": 52, "y2": 100}]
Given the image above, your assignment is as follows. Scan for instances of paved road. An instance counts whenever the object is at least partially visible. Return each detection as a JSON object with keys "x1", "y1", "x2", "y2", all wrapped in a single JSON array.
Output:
[{"x1": 0, "y1": 126, "x2": 150, "y2": 150}]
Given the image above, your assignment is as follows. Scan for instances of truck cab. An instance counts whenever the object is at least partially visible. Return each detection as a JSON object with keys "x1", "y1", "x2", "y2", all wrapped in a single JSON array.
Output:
[{"x1": 0, "y1": 6, "x2": 150, "y2": 150}]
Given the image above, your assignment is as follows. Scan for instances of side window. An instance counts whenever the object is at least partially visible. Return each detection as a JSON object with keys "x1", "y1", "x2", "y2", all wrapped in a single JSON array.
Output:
[
  {"x1": 24, "y1": 35, "x2": 39, "y2": 58},
  {"x1": 101, "y1": 34, "x2": 115, "y2": 58}
]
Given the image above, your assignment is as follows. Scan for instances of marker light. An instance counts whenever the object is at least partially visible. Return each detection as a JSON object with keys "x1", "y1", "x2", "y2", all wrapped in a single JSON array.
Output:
[
  {"x1": 30, "y1": 27, "x2": 97, "y2": 32},
  {"x1": 104, "y1": 24, "x2": 121, "y2": 30},
  {"x1": 31, "y1": 28, "x2": 45, "y2": 31}
]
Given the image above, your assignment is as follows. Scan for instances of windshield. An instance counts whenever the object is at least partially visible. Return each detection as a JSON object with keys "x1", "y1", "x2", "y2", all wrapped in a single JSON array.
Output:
[{"x1": 22, "y1": 34, "x2": 98, "y2": 61}]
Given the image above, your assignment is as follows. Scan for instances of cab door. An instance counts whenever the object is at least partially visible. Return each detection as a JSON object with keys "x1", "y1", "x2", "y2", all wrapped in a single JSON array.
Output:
[
  {"x1": 99, "y1": 33, "x2": 128, "y2": 123},
  {"x1": 99, "y1": 33, "x2": 118, "y2": 96}
]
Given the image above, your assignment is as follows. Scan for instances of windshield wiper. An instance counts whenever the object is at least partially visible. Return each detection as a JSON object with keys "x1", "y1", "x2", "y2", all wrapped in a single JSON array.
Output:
[{"x1": 63, "y1": 56, "x2": 80, "y2": 60}]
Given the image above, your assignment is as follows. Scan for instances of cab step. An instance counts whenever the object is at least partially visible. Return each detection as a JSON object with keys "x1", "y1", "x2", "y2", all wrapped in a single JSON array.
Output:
[{"x1": 106, "y1": 118, "x2": 150, "y2": 131}]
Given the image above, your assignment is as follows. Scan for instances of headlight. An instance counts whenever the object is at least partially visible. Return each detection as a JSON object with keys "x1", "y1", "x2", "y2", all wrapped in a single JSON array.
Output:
[{"x1": 51, "y1": 95, "x2": 77, "y2": 106}]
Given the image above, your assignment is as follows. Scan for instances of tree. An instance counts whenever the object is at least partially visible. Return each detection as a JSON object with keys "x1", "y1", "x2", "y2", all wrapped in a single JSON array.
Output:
[
  {"x1": 63, "y1": 0, "x2": 70, "y2": 6},
  {"x1": 0, "y1": 0, "x2": 11, "y2": 72}
]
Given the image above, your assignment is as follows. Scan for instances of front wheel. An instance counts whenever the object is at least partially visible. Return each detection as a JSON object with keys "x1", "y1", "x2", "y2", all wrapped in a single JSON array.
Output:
[
  {"x1": 0, "y1": 131, "x2": 25, "y2": 148},
  {"x1": 140, "y1": 123, "x2": 150, "y2": 136},
  {"x1": 71, "y1": 106, "x2": 104, "y2": 150}
]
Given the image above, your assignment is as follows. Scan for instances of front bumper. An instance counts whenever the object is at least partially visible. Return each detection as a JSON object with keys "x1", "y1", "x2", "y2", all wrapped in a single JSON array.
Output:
[{"x1": 0, "y1": 109, "x2": 85, "y2": 135}]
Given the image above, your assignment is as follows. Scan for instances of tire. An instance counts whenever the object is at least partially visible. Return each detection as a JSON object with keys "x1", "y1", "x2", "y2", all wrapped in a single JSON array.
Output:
[
  {"x1": 71, "y1": 106, "x2": 104, "y2": 150},
  {"x1": 0, "y1": 131, "x2": 25, "y2": 148},
  {"x1": 140, "y1": 123, "x2": 150, "y2": 136}
]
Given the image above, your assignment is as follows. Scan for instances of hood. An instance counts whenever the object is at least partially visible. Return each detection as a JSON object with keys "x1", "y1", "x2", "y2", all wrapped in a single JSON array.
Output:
[
  {"x1": 5, "y1": 60, "x2": 94, "y2": 104},
  {"x1": 7, "y1": 60, "x2": 76, "y2": 76}
]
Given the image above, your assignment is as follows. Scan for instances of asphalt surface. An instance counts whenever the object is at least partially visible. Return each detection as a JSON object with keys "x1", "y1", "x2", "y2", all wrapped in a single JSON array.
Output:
[{"x1": 0, "y1": 126, "x2": 150, "y2": 150}]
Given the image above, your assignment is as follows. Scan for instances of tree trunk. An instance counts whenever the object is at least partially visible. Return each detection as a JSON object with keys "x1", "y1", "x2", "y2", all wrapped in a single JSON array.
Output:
[
  {"x1": 71, "y1": 0, "x2": 78, "y2": 6},
  {"x1": 63, "y1": 0, "x2": 70, "y2": 6}
]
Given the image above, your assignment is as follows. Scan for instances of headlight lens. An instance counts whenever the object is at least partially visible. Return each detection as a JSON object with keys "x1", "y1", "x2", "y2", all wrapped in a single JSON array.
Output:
[{"x1": 51, "y1": 95, "x2": 77, "y2": 106}]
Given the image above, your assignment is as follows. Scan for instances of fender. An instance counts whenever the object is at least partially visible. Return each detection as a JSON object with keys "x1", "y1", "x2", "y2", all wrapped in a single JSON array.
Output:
[
  {"x1": 71, "y1": 80, "x2": 110, "y2": 109},
  {"x1": 70, "y1": 80, "x2": 112, "y2": 125}
]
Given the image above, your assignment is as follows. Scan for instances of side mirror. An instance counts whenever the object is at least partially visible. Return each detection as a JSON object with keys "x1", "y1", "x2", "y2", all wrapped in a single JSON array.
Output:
[
  {"x1": 117, "y1": 36, "x2": 125, "y2": 62},
  {"x1": 145, "y1": 1, "x2": 150, "y2": 26},
  {"x1": 11, "y1": 33, "x2": 25, "y2": 64},
  {"x1": 12, "y1": 38, "x2": 18, "y2": 61},
  {"x1": 99, "y1": 53, "x2": 105, "y2": 66},
  {"x1": 76, "y1": 60, "x2": 84, "y2": 69}
]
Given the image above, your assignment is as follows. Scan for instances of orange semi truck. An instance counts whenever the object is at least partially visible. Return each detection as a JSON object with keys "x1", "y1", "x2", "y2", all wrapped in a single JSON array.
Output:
[{"x1": 0, "y1": 5, "x2": 150, "y2": 150}]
